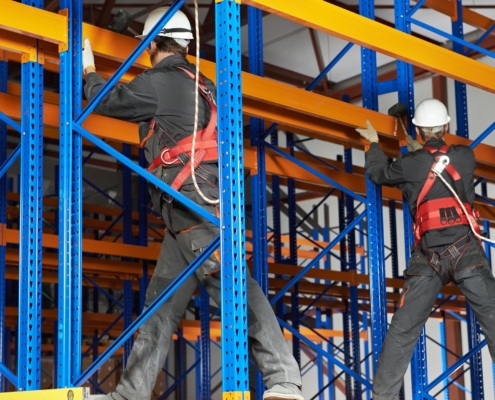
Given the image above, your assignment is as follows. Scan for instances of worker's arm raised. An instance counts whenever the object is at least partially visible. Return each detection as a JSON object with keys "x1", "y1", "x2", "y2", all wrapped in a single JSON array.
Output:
[
  {"x1": 365, "y1": 143, "x2": 406, "y2": 187},
  {"x1": 83, "y1": 71, "x2": 158, "y2": 122}
]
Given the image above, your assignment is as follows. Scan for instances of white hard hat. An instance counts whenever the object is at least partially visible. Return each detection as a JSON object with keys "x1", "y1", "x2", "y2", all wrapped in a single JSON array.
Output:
[
  {"x1": 412, "y1": 99, "x2": 450, "y2": 128},
  {"x1": 136, "y1": 7, "x2": 193, "y2": 44}
]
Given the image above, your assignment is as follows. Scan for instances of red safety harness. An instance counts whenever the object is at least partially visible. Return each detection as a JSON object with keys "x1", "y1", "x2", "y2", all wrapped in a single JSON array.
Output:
[
  {"x1": 140, "y1": 66, "x2": 218, "y2": 193},
  {"x1": 413, "y1": 144, "x2": 480, "y2": 245}
]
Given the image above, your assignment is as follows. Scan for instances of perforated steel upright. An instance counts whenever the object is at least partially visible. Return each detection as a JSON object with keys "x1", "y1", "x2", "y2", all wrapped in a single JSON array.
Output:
[
  {"x1": 18, "y1": 0, "x2": 44, "y2": 390},
  {"x1": 0, "y1": 58, "x2": 7, "y2": 393},
  {"x1": 57, "y1": 0, "x2": 74, "y2": 387},
  {"x1": 452, "y1": 2, "x2": 484, "y2": 396},
  {"x1": 71, "y1": 0, "x2": 83, "y2": 384},
  {"x1": 215, "y1": 0, "x2": 250, "y2": 397},
  {"x1": 248, "y1": 5, "x2": 268, "y2": 399},
  {"x1": 359, "y1": 0, "x2": 387, "y2": 376}
]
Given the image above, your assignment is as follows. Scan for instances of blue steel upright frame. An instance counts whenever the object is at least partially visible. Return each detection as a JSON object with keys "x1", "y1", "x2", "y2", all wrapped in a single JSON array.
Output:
[
  {"x1": 216, "y1": 0, "x2": 250, "y2": 396},
  {"x1": 359, "y1": 0, "x2": 388, "y2": 380},
  {"x1": 248, "y1": 5, "x2": 269, "y2": 399},
  {"x1": 0, "y1": 53, "x2": 7, "y2": 394},
  {"x1": 18, "y1": 0, "x2": 45, "y2": 391}
]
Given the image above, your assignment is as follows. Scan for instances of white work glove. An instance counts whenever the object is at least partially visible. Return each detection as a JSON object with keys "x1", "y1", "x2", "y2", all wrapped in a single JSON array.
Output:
[
  {"x1": 355, "y1": 120, "x2": 379, "y2": 144},
  {"x1": 82, "y1": 38, "x2": 95, "y2": 73},
  {"x1": 406, "y1": 134, "x2": 423, "y2": 152}
]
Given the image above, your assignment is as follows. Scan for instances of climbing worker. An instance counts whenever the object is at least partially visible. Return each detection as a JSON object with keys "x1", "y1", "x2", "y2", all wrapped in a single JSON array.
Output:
[
  {"x1": 356, "y1": 98, "x2": 495, "y2": 400},
  {"x1": 83, "y1": 6, "x2": 303, "y2": 400}
]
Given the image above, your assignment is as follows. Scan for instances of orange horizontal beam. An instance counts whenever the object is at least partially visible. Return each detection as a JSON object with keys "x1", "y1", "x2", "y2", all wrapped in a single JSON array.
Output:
[{"x1": 5, "y1": 228, "x2": 160, "y2": 260}]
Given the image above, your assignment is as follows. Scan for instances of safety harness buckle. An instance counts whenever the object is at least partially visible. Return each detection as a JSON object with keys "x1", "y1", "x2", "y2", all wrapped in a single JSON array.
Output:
[
  {"x1": 432, "y1": 155, "x2": 450, "y2": 175},
  {"x1": 160, "y1": 148, "x2": 178, "y2": 165}
]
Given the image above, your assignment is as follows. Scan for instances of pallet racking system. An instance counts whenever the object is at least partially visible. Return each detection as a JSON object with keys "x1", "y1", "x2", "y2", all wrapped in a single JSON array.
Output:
[{"x1": 2, "y1": 0, "x2": 495, "y2": 398}]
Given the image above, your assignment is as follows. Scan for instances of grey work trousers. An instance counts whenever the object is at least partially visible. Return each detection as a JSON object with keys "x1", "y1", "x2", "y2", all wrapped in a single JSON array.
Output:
[
  {"x1": 373, "y1": 233, "x2": 495, "y2": 400},
  {"x1": 116, "y1": 190, "x2": 301, "y2": 400}
]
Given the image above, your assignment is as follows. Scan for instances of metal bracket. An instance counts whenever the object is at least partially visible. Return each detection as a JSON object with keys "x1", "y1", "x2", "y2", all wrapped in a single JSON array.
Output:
[{"x1": 58, "y1": 9, "x2": 69, "y2": 53}]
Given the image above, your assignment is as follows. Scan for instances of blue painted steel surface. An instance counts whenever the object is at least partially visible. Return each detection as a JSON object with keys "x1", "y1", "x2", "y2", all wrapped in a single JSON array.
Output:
[
  {"x1": 58, "y1": 0, "x2": 74, "y2": 387},
  {"x1": 138, "y1": 149, "x2": 149, "y2": 312},
  {"x1": 278, "y1": 318, "x2": 372, "y2": 388},
  {"x1": 176, "y1": 328, "x2": 186, "y2": 398},
  {"x1": 345, "y1": 148, "x2": 362, "y2": 398},
  {"x1": 271, "y1": 212, "x2": 366, "y2": 305},
  {"x1": 264, "y1": 143, "x2": 365, "y2": 202},
  {"x1": 0, "y1": 113, "x2": 22, "y2": 133},
  {"x1": 377, "y1": 79, "x2": 398, "y2": 95},
  {"x1": 467, "y1": 306, "x2": 484, "y2": 399},
  {"x1": 74, "y1": 236, "x2": 220, "y2": 385},
  {"x1": 388, "y1": 201, "x2": 399, "y2": 279},
  {"x1": 18, "y1": 0, "x2": 44, "y2": 388},
  {"x1": 199, "y1": 285, "x2": 211, "y2": 399},
  {"x1": 0, "y1": 145, "x2": 21, "y2": 179},
  {"x1": 123, "y1": 280, "x2": 133, "y2": 366},
  {"x1": 361, "y1": 0, "x2": 387, "y2": 372},
  {"x1": 470, "y1": 120, "x2": 495, "y2": 148},
  {"x1": 262, "y1": 42, "x2": 354, "y2": 140},
  {"x1": 248, "y1": 6, "x2": 268, "y2": 397},
  {"x1": 439, "y1": 316, "x2": 449, "y2": 400},
  {"x1": 0, "y1": 58, "x2": 7, "y2": 393},
  {"x1": 426, "y1": 339, "x2": 486, "y2": 392},
  {"x1": 406, "y1": 17, "x2": 495, "y2": 60},
  {"x1": 71, "y1": 0, "x2": 84, "y2": 383},
  {"x1": 452, "y1": 1, "x2": 469, "y2": 139},
  {"x1": 215, "y1": 0, "x2": 249, "y2": 394}
]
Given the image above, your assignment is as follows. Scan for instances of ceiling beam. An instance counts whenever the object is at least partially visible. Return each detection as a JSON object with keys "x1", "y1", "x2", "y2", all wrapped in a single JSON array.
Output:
[{"x1": 96, "y1": 0, "x2": 118, "y2": 28}]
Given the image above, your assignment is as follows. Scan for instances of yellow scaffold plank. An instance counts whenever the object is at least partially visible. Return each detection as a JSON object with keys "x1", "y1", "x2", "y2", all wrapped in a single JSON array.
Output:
[
  {"x1": 0, "y1": 0, "x2": 67, "y2": 46},
  {"x1": 0, "y1": 388, "x2": 89, "y2": 400},
  {"x1": 242, "y1": 0, "x2": 495, "y2": 94}
]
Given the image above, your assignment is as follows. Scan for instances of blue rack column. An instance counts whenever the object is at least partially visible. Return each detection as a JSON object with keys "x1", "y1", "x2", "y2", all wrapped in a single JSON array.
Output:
[
  {"x1": 336, "y1": 154, "x2": 352, "y2": 399},
  {"x1": 71, "y1": 0, "x2": 84, "y2": 384},
  {"x1": 122, "y1": 144, "x2": 134, "y2": 364},
  {"x1": 359, "y1": 0, "x2": 387, "y2": 378},
  {"x1": 247, "y1": 5, "x2": 268, "y2": 399},
  {"x1": 395, "y1": 0, "x2": 427, "y2": 396},
  {"x1": 18, "y1": 0, "x2": 45, "y2": 391},
  {"x1": 57, "y1": 1, "x2": 74, "y2": 388},
  {"x1": 451, "y1": 2, "x2": 484, "y2": 397},
  {"x1": 0, "y1": 55, "x2": 8, "y2": 392},
  {"x1": 344, "y1": 147, "x2": 362, "y2": 398},
  {"x1": 216, "y1": 0, "x2": 250, "y2": 398}
]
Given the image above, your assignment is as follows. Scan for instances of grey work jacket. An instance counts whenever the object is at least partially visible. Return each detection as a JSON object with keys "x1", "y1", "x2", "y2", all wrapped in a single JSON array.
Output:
[
  {"x1": 84, "y1": 55, "x2": 218, "y2": 213},
  {"x1": 365, "y1": 138, "x2": 476, "y2": 248}
]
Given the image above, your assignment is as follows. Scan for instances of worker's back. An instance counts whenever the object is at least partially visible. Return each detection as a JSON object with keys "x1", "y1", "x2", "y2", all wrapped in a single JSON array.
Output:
[{"x1": 366, "y1": 137, "x2": 476, "y2": 247}]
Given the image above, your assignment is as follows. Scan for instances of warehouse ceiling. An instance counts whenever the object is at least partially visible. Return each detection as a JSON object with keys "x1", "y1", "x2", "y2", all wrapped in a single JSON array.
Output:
[{"x1": 20, "y1": 0, "x2": 495, "y2": 100}]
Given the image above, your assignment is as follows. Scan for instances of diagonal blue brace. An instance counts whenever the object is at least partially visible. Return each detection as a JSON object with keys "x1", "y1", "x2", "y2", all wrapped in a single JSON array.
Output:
[
  {"x1": 74, "y1": 236, "x2": 220, "y2": 386},
  {"x1": 264, "y1": 142, "x2": 366, "y2": 202},
  {"x1": 262, "y1": 42, "x2": 354, "y2": 140},
  {"x1": 425, "y1": 339, "x2": 486, "y2": 393},
  {"x1": 277, "y1": 318, "x2": 372, "y2": 389},
  {"x1": 0, "y1": 112, "x2": 21, "y2": 133},
  {"x1": 0, "y1": 362, "x2": 17, "y2": 387},
  {"x1": 73, "y1": 124, "x2": 219, "y2": 226},
  {"x1": 470, "y1": 120, "x2": 495, "y2": 148},
  {"x1": 270, "y1": 211, "x2": 366, "y2": 305},
  {"x1": 76, "y1": 0, "x2": 186, "y2": 123},
  {"x1": 0, "y1": 145, "x2": 20, "y2": 180}
]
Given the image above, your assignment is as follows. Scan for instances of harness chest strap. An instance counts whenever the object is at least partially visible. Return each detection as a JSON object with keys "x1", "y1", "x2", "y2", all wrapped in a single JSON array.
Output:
[
  {"x1": 413, "y1": 145, "x2": 480, "y2": 244},
  {"x1": 142, "y1": 66, "x2": 219, "y2": 192}
]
